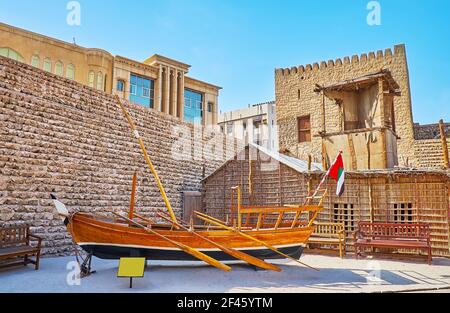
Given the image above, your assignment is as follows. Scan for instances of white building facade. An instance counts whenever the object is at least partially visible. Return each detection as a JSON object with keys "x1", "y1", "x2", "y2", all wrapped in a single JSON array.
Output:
[{"x1": 218, "y1": 101, "x2": 279, "y2": 151}]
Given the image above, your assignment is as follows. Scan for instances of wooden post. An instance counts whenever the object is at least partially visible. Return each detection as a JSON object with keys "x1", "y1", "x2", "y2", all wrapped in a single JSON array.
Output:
[
  {"x1": 223, "y1": 166, "x2": 227, "y2": 217},
  {"x1": 321, "y1": 140, "x2": 328, "y2": 171},
  {"x1": 378, "y1": 78, "x2": 386, "y2": 128},
  {"x1": 439, "y1": 119, "x2": 449, "y2": 169},
  {"x1": 232, "y1": 186, "x2": 242, "y2": 230},
  {"x1": 369, "y1": 180, "x2": 374, "y2": 223},
  {"x1": 380, "y1": 130, "x2": 388, "y2": 169},
  {"x1": 307, "y1": 155, "x2": 313, "y2": 221},
  {"x1": 129, "y1": 172, "x2": 137, "y2": 220},
  {"x1": 230, "y1": 187, "x2": 235, "y2": 226},
  {"x1": 347, "y1": 134, "x2": 357, "y2": 170},
  {"x1": 278, "y1": 163, "x2": 283, "y2": 207},
  {"x1": 321, "y1": 92, "x2": 326, "y2": 134},
  {"x1": 249, "y1": 160, "x2": 253, "y2": 197},
  {"x1": 366, "y1": 133, "x2": 371, "y2": 170},
  {"x1": 307, "y1": 155, "x2": 313, "y2": 195}
]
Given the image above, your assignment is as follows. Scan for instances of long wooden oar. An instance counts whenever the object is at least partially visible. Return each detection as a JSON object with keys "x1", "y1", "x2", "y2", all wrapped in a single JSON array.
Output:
[
  {"x1": 114, "y1": 94, "x2": 178, "y2": 225},
  {"x1": 112, "y1": 212, "x2": 231, "y2": 272},
  {"x1": 151, "y1": 212, "x2": 282, "y2": 272},
  {"x1": 195, "y1": 211, "x2": 319, "y2": 271}
]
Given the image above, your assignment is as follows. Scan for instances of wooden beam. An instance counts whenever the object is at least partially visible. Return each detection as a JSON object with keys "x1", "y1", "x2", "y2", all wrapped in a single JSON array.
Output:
[
  {"x1": 249, "y1": 159, "x2": 253, "y2": 199},
  {"x1": 378, "y1": 78, "x2": 386, "y2": 128},
  {"x1": 240, "y1": 205, "x2": 323, "y2": 214},
  {"x1": 322, "y1": 140, "x2": 328, "y2": 171},
  {"x1": 369, "y1": 180, "x2": 374, "y2": 223},
  {"x1": 128, "y1": 172, "x2": 138, "y2": 220},
  {"x1": 439, "y1": 119, "x2": 449, "y2": 169},
  {"x1": 347, "y1": 134, "x2": 358, "y2": 170},
  {"x1": 278, "y1": 163, "x2": 283, "y2": 207},
  {"x1": 366, "y1": 132, "x2": 372, "y2": 170},
  {"x1": 380, "y1": 129, "x2": 388, "y2": 169},
  {"x1": 321, "y1": 92, "x2": 326, "y2": 133}
]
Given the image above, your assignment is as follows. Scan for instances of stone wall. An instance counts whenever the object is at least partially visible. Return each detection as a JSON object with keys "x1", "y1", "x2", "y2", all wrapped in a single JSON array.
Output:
[
  {"x1": 415, "y1": 139, "x2": 450, "y2": 169},
  {"x1": 414, "y1": 122, "x2": 450, "y2": 140},
  {"x1": 275, "y1": 44, "x2": 416, "y2": 166},
  {"x1": 0, "y1": 56, "x2": 234, "y2": 255},
  {"x1": 413, "y1": 123, "x2": 450, "y2": 168}
]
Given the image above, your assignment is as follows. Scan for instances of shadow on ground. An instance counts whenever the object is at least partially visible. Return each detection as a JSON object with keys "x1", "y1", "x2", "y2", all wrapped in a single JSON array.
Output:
[{"x1": 1, "y1": 256, "x2": 450, "y2": 293}]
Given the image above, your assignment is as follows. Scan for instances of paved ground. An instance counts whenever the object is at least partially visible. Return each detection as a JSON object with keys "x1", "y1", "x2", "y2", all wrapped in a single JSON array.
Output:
[{"x1": 1, "y1": 254, "x2": 449, "y2": 293}]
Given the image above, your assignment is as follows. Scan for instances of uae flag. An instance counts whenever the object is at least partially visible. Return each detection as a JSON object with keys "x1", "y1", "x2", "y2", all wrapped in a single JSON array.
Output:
[{"x1": 329, "y1": 153, "x2": 345, "y2": 197}]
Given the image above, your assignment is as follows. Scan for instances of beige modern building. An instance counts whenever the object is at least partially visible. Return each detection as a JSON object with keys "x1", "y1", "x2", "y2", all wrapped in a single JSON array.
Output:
[
  {"x1": 218, "y1": 101, "x2": 279, "y2": 151},
  {"x1": 0, "y1": 22, "x2": 220, "y2": 125}
]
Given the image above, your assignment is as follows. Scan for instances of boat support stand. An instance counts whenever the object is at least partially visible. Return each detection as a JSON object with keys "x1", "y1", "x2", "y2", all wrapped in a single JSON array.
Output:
[
  {"x1": 79, "y1": 252, "x2": 96, "y2": 278},
  {"x1": 74, "y1": 246, "x2": 96, "y2": 278}
]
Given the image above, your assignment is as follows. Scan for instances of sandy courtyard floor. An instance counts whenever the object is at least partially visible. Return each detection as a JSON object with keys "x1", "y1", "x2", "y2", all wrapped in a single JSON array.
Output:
[{"x1": 0, "y1": 254, "x2": 449, "y2": 293}]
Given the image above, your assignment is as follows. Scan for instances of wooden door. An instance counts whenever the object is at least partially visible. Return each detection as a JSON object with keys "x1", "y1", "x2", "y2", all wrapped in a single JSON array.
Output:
[{"x1": 183, "y1": 191, "x2": 203, "y2": 224}]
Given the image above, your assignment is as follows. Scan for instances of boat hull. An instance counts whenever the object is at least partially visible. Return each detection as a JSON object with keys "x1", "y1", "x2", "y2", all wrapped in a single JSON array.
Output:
[
  {"x1": 79, "y1": 243, "x2": 304, "y2": 261},
  {"x1": 68, "y1": 213, "x2": 313, "y2": 262}
]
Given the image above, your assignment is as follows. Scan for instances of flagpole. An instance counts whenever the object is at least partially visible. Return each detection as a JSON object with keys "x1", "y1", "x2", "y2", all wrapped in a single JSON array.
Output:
[{"x1": 306, "y1": 152, "x2": 342, "y2": 203}]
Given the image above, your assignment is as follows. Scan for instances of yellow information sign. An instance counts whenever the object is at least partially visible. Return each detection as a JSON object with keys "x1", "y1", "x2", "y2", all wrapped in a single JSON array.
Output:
[{"x1": 117, "y1": 257, "x2": 146, "y2": 288}]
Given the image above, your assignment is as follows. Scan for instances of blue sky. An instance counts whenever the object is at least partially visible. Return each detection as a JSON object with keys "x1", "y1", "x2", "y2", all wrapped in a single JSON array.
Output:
[{"x1": 0, "y1": 0, "x2": 449, "y2": 124}]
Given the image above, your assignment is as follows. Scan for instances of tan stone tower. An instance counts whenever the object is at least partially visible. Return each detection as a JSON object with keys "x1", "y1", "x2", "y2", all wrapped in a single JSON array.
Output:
[{"x1": 275, "y1": 44, "x2": 416, "y2": 170}]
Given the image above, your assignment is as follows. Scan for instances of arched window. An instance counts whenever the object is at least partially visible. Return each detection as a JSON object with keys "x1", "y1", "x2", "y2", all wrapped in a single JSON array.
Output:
[
  {"x1": 55, "y1": 61, "x2": 64, "y2": 76},
  {"x1": 88, "y1": 71, "x2": 95, "y2": 88},
  {"x1": 96, "y1": 72, "x2": 103, "y2": 91},
  {"x1": 31, "y1": 55, "x2": 40, "y2": 68},
  {"x1": 66, "y1": 64, "x2": 75, "y2": 80},
  {"x1": 0, "y1": 47, "x2": 25, "y2": 63},
  {"x1": 43, "y1": 58, "x2": 52, "y2": 72},
  {"x1": 117, "y1": 79, "x2": 125, "y2": 92}
]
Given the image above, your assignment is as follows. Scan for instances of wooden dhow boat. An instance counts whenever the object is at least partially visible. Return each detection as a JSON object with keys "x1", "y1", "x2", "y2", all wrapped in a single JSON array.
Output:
[{"x1": 52, "y1": 95, "x2": 329, "y2": 273}]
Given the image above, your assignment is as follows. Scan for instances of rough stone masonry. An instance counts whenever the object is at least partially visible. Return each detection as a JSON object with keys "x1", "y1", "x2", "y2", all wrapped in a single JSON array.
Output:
[{"x1": 0, "y1": 56, "x2": 235, "y2": 255}]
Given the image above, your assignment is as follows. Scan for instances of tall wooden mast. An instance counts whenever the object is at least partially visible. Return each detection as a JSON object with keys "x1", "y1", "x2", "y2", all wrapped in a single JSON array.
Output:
[{"x1": 115, "y1": 95, "x2": 178, "y2": 224}]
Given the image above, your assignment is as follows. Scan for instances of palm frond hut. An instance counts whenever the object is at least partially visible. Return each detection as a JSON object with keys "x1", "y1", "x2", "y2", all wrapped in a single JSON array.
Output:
[{"x1": 202, "y1": 144, "x2": 450, "y2": 257}]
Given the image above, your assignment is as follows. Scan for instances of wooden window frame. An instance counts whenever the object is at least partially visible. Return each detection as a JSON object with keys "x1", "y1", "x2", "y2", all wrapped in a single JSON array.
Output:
[
  {"x1": 392, "y1": 203, "x2": 416, "y2": 224},
  {"x1": 333, "y1": 203, "x2": 356, "y2": 233},
  {"x1": 297, "y1": 115, "x2": 311, "y2": 143}
]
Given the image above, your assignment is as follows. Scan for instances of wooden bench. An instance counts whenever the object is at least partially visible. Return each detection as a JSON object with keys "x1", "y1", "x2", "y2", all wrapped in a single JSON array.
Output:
[
  {"x1": 354, "y1": 222, "x2": 432, "y2": 265},
  {"x1": 0, "y1": 225, "x2": 43, "y2": 270},
  {"x1": 308, "y1": 222, "x2": 346, "y2": 258}
]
